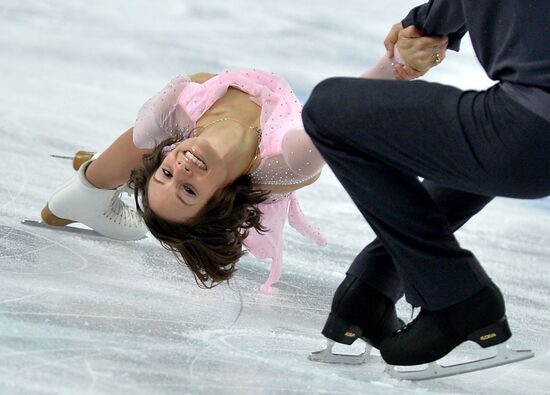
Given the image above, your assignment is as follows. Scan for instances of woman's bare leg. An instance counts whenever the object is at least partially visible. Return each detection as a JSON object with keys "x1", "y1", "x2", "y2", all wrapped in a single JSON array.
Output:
[{"x1": 85, "y1": 128, "x2": 152, "y2": 189}]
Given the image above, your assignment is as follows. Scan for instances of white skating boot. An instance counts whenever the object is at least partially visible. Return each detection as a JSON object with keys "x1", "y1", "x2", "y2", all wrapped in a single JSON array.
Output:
[{"x1": 41, "y1": 160, "x2": 148, "y2": 241}]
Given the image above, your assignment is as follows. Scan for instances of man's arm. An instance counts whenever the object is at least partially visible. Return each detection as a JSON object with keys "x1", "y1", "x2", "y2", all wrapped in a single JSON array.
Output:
[
  {"x1": 384, "y1": 1, "x2": 462, "y2": 76},
  {"x1": 402, "y1": 0, "x2": 467, "y2": 51}
]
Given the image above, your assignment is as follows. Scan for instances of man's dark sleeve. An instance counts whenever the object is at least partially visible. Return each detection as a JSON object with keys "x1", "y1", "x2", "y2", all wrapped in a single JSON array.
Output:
[{"x1": 402, "y1": 1, "x2": 467, "y2": 51}]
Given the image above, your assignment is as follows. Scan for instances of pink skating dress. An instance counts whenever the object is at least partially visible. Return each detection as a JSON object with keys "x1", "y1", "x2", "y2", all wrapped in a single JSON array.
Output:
[{"x1": 133, "y1": 69, "x2": 327, "y2": 292}]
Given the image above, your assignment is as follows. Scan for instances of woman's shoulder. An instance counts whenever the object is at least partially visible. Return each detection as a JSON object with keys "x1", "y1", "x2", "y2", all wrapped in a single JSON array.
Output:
[
  {"x1": 188, "y1": 72, "x2": 217, "y2": 84},
  {"x1": 158, "y1": 72, "x2": 216, "y2": 88}
]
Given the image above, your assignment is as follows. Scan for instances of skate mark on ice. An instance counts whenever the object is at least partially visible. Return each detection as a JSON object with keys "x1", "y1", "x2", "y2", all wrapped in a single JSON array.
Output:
[
  {"x1": 0, "y1": 225, "x2": 89, "y2": 274},
  {"x1": 0, "y1": 242, "x2": 58, "y2": 259},
  {"x1": 480, "y1": 348, "x2": 550, "y2": 388},
  {"x1": 239, "y1": 297, "x2": 329, "y2": 314},
  {"x1": 212, "y1": 330, "x2": 378, "y2": 392},
  {"x1": 188, "y1": 278, "x2": 245, "y2": 378},
  {"x1": 0, "y1": 154, "x2": 28, "y2": 214},
  {"x1": 1, "y1": 345, "x2": 106, "y2": 383},
  {"x1": 190, "y1": 327, "x2": 324, "y2": 366},
  {"x1": 82, "y1": 356, "x2": 128, "y2": 394},
  {"x1": 227, "y1": 277, "x2": 244, "y2": 327},
  {"x1": 0, "y1": 226, "x2": 16, "y2": 244},
  {"x1": 84, "y1": 359, "x2": 99, "y2": 394},
  {"x1": 12, "y1": 349, "x2": 131, "y2": 393},
  {"x1": 188, "y1": 329, "x2": 318, "y2": 387},
  {"x1": 0, "y1": 346, "x2": 96, "y2": 359},
  {"x1": 0, "y1": 290, "x2": 48, "y2": 305},
  {"x1": 270, "y1": 281, "x2": 308, "y2": 296},
  {"x1": 16, "y1": 349, "x2": 104, "y2": 375},
  {"x1": 7, "y1": 341, "x2": 157, "y2": 392},
  {"x1": 218, "y1": 331, "x2": 318, "y2": 356},
  {"x1": 0, "y1": 311, "x2": 197, "y2": 327}
]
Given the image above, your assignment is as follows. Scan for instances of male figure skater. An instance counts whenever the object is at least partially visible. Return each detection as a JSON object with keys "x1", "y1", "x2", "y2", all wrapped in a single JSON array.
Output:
[{"x1": 303, "y1": 0, "x2": 550, "y2": 377}]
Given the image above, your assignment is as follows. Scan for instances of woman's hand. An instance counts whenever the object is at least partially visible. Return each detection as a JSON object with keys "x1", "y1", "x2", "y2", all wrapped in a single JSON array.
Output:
[
  {"x1": 384, "y1": 22, "x2": 404, "y2": 58},
  {"x1": 391, "y1": 63, "x2": 425, "y2": 80}
]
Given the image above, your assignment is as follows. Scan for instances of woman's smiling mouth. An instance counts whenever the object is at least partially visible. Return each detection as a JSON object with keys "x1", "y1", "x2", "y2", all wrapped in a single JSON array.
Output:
[{"x1": 185, "y1": 150, "x2": 207, "y2": 170}]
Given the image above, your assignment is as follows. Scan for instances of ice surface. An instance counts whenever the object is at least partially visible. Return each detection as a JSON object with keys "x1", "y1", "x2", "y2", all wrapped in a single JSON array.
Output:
[{"x1": 0, "y1": 1, "x2": 549, "y2": 394}]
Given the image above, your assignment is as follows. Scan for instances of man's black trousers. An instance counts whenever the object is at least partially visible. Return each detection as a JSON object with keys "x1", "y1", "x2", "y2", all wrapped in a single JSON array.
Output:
[{"x1": 302, "y1": 78, "x2": 550, "y2": 310}]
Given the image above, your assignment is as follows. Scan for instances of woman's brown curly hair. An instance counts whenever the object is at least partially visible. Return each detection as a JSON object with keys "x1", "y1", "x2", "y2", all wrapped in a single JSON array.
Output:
[{"x1": 128, "y1": 135, "x2": 269, "y2": 288}]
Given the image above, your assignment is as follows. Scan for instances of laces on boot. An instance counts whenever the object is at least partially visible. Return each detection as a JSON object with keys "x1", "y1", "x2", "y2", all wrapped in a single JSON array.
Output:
[
  {"x1": 102, "y1": 189, "x2": 144, "y2": 228},
  {"x1": 394, "y1": 307, "x2": 421, "y2": 337}
]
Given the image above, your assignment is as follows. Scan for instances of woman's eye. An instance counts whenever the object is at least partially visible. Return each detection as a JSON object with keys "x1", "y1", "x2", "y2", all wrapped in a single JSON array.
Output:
[
  {"x1": 182, "y1": 185, "x2": 196, "y2": 196},
  {"x1": 161, "y1": 168, "x2": 172, "y2": 178}
]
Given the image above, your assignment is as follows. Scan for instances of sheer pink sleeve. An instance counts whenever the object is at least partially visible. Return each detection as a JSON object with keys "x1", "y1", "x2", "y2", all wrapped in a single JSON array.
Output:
[
  {"x1": 281, "y1": 127, "x2": 325, "y2": 179},
  {"x1": 250, "y1": 127, "x2": 325, "y2": 187},
  {"x1": 133, "y1": 75, "x2": 194, "y2": 149}
]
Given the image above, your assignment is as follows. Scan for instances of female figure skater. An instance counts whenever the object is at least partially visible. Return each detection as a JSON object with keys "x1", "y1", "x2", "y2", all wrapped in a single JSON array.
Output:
[{"x1": 41, "y1": 46, "x2": 429, "y2": 293}]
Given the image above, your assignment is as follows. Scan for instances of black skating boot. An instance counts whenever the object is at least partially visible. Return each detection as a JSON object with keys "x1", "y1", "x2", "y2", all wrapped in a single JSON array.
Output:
[
  {"x1": 380, "y1": 282, "x2": 509, "y2": 366},
  {"x1": 322, "y1": 273, "x2": 404, "y2": 349}
]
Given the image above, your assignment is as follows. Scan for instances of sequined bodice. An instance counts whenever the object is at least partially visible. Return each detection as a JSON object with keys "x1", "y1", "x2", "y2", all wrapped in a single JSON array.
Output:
[
  {"x1": 133, "y1": 71, "x2": 324, "y2": 193},
  {"x1": 132, "y1": 69, "x2": 327, "y2": 292}
]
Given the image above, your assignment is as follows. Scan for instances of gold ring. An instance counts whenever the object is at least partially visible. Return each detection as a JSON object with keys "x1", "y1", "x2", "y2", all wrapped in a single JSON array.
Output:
[{"x1": 432, "y1": 52, "x2": 442, "y2": 65}]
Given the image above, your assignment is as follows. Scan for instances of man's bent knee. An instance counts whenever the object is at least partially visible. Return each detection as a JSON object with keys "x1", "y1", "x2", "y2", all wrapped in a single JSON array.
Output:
[{"x1": 302, "y1": 77, "x2": 351, "y2": 141}]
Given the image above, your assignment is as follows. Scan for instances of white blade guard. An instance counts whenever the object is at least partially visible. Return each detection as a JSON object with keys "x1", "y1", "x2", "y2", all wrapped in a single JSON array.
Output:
[{"x1": 385, "y1": 342, "x2": 534, "y2": 381}]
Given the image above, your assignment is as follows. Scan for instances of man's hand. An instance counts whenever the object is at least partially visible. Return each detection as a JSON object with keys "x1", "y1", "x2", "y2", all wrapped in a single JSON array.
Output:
[
  {"x1": 397, "y1": 26, "x2": 448, "y2": 73},
  {"x1": 384, "y1": 22, "x2": 449, "y2": 80}
]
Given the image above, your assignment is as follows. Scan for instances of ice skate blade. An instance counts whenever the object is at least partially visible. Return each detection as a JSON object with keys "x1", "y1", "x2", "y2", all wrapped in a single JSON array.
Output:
[
  {"x1": 22, "y1": 219, "x2": 104, "y2": 238},
  {"x1": 309, "y1": 339, "x2": 372, "y2": 365},
  {"x1": 41, "y1": 205, "x2": 75, "y2": 227},
  {"x1": 385, "y1": 342, "x2": 534, "y2": 381},
  {"x1": 22, "y1": 219, "x2": 147, "y2": 240},
  {"x1": 50, "y1": 151, "x2": 95, "y2": 170}
]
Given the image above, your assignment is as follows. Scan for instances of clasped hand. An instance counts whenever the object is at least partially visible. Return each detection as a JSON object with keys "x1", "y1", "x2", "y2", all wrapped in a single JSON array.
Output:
[{"x1": 385, "y1": 23, "x2": 449, "y2": 80}]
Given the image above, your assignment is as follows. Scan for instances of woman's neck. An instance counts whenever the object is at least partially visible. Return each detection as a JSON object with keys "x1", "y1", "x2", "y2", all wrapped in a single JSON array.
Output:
[
  {"x1": 197, "y1": 117, "x2": 260, "y2": 180},
  {"x1": 196, "y1": 87, "x2": 262, "y2": 178}
]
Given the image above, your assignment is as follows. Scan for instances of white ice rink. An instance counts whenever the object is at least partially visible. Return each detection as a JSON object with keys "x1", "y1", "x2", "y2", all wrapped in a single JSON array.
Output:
[{"x1": 1, "y1": 1, "x2": 549, "y2": 394}]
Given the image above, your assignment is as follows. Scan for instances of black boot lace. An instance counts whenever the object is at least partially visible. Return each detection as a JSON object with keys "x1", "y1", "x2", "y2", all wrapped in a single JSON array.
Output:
[{"x1": 393, "y1": 306, "x2": 421, "y2": 337}]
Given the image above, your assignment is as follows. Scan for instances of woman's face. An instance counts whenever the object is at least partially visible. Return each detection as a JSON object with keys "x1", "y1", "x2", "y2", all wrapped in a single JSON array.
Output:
[{"x1": 147, "y1": 137, "x2": 230, "y2": 223}]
